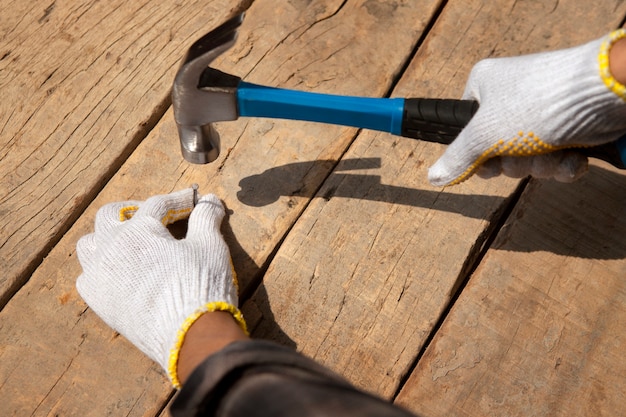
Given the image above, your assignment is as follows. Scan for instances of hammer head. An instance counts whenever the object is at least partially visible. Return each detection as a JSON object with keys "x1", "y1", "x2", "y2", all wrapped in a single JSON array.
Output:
[{"x1": 172, "y1": 14, "x2": 244, "y2": 164}]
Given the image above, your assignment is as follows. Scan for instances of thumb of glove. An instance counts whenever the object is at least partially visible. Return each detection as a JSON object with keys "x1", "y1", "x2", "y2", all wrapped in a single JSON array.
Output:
[
  {"x1": 427, "y1": 62, "x2": 488, "y2": 186},
  {"x1": 428, "y1": 117, "x2": 488, "y2": 186}
]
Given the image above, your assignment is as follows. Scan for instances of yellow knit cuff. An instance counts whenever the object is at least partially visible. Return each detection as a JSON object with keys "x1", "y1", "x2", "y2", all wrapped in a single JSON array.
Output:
[
  {"x1": 599, "y1": 29, "x2": 626, "y2": 101},
  {"x1": 167, "y1": 302, "x2": 248, "y2": 389}
]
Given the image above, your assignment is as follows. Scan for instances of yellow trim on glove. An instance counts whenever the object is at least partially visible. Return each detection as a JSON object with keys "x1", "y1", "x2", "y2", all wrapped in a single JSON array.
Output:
[
  {"x1": 167, "y1": 302, "x2": 248, "y2": 389},
  {"x1": 160, "y1": 207, "x2": 193, "y2": 226},
  {"x1": 449, "y1": 131, "x2": 559, "y2": 185},
  {"x1": 599, "y1": 29, "x2": 626, "y2": 101},
  {"x1": 118, "y1": 205, "x2": 192, "y2": 225},
  {"x1": 119, "y1": 205, "x2": 139, "y2": 221}
]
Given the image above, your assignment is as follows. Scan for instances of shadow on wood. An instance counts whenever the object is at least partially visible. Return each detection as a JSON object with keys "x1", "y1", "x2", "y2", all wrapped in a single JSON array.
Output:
[
  {"x1": 237, "y1": 157, "x2": 505, "y2": 220},
  {"x1": 223, "y1": 202, "x2": 297, "y2": 349},
  {"x1": 494, "y1": 165, "x2": 626, "y2": 260},
  {"x1": 242, "y1": 283, "x2": 298, "y2": 350},
  {"x1": 238, "y1": 161, "x2": 625, "y2": 260}
]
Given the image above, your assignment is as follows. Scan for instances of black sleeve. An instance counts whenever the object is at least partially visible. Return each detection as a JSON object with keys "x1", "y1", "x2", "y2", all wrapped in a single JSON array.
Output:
[{"x1": 170, "y1": 340, "x2": 420, "y2": 417}]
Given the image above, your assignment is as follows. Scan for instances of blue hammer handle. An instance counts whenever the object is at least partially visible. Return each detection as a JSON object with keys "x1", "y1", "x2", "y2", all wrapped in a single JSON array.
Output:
[{"x1": 237, "y1": 81, "x2": 626, "y2": 169}]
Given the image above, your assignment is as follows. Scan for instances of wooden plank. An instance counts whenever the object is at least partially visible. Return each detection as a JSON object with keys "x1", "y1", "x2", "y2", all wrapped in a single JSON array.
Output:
[
  {"x1": 391, "y1": 1, "x2": 626, "y2": 414},
  {"x1": 242, "y1": 0, "x2": 626, "y2": 402},
  {"x1": 0, "y1": 1, "x2": 439, "y2": 415},
  {"x1": 241, "y1": 135, "x2": 521, "y2": 398},
  {"x1": 396, "y1": 162, "x2": 626, "y2": 416},
  {"x1": 0, "y1": 0, "x2": 248, "y2": 306}
]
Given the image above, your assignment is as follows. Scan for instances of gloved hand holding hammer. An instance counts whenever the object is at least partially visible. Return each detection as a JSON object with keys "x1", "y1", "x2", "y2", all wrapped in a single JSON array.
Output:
[
  {"x1": 172, "y1": 15, "x2": 626, "y2": 187},
  {"x1": 429, "y1": 29, "x2": 626, "y2": 186}
]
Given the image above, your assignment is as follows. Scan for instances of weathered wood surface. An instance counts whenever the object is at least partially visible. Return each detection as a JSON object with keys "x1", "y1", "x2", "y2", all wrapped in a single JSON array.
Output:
[
  {"x1": 396, "y1": 163, "x2": 626, "y2": 416},
  {"x1": 244, "y1": 0, "x2": 626, "y2": 407},
  {"x1": 389, "y1": 2, "x2": 626, "y2": 415},
  {"x1": 1, "y1": 0, "x2": 441, "y2": 415},
  {"x1": 1, "y1": 0, "x2": 625, "y2": 416},
  {"x1": 0, "y1": 0, "x2": 249, "y2": 306}
]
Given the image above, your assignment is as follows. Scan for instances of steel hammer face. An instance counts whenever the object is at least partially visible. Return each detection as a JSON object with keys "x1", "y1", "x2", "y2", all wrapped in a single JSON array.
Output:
[{"x1": 172, "y1": 14, "x2": 244, "y2": 164}]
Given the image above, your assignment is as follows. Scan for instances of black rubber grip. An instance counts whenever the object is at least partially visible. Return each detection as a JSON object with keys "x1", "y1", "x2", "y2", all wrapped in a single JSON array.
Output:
[
  {"x1": 401, "y1": 98, "x2": 478, "y2": 144},
  {"x1": 401, "y1": 98, "x2": 626, "y2": 169}
]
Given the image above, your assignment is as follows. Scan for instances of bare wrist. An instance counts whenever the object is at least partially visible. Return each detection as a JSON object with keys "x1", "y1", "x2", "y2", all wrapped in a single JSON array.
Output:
[
  {"x1": 177, "y1": 311, "x2": 249, "y2": 386},
  {"x1": 610, "y1": 37, "x2": 626, "y2": 86}
]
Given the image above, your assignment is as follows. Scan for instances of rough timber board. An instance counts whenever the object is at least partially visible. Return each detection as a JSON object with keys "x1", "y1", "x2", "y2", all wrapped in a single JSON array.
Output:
[
  {"x1": 241, "y1": 133, "x2": 521, "y2": 398},
  {"x1": 0, "y1": 1, "x2": 440, "y2": 415},
  {"x1": 242, "y1": 0, "x2": 626, "y2": 403},
  {"x1": 0, "y1": 0, "x2": 250, "y2": 307},
  {"x1": 396, "y1": 163, "x2": 626, "y2": 417},
  {"x1": 391, "y1": 1, "x2": 626, "y2": 415}
]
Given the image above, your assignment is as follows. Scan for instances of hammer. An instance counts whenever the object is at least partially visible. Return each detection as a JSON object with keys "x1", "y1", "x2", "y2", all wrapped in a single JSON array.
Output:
[{"x1": 172, "y1": 14, "x2": 626, "y2": 169}]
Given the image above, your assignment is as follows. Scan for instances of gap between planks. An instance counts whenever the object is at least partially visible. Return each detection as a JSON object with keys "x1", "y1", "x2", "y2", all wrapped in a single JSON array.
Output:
[{"x1": 390, "y1": 177, "x2": 529, "y2": 401}]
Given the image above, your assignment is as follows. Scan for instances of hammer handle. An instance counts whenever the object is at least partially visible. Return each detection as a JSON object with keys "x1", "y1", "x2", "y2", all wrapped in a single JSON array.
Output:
[
  {"x1": 401, "y1": 98, "x2": 478, "y2": 144},
  {"x1": 236, "y1": 82, "x2": 626, "y2": 169}
]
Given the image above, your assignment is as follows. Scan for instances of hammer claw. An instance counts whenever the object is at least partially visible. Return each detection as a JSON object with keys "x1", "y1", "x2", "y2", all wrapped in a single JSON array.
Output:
[{"x1": 172, "y1": 14, "x2": 244, "y2": 164}]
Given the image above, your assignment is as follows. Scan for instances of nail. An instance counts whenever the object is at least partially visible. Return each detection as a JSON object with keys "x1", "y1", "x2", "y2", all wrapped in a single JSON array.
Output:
[{"x1": 192, "y1": 183, "x2": 199, "y2": 207}]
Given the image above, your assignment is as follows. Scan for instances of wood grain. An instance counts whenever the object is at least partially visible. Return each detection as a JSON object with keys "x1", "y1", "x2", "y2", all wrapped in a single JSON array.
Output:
[
  {"x1": 396, "y1": 163, "x2": 626, "y2": 417},
  {"x1": 0, "y1": 0, "x2": 440, "y2": 415},
  {"x1": 0, "y1": 0, "x2": 247, "y2": 306},
  {"x1": 242, "y1": 133, "x2": 521, "y2": 397},
  {"x1": 392, "y1": 0, "x2": 626, "y2": 415},
  {"x1": 243, "y1": 0, "x2": 626, "y2": 403},
  {"x1": 2, "y1": 0, "x2": 625, "y2": 415}
]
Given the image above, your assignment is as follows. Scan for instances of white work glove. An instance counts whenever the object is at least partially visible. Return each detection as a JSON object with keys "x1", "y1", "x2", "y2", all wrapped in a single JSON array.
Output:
[
  {"x1": 429, "y1": 29, "x2": 626, "y2": 186},
  {"x1": 76, "y1": 188, "x2": 246, "y2": 389}
]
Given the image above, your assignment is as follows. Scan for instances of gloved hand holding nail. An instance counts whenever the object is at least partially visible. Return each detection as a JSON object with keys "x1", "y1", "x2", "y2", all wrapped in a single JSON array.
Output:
[
  {"x1": 75, "y1": 188, "x2": 246, "y2": 389},
  {"x1": 428, "y1": 29, "x2": 626, "y2": 186}
]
